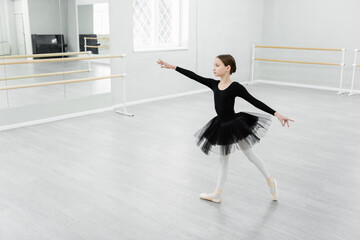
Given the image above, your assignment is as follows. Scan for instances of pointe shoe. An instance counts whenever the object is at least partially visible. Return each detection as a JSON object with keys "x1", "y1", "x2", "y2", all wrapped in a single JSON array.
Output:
[
  {"x1": 267, "y1": 177, "x2": 279, "y2": 201},
  {"x1": 199, "y1": 192, "x2": 222, "y2": 203}
]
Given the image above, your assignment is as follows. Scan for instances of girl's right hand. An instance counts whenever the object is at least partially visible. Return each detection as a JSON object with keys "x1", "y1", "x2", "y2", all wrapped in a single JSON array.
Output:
[
  {"x1": 157, "y1": 59, "x2": 176, "y2": 69},
  {"x1": 274, "y1": 112, "x2": 294, "y2": 127}
]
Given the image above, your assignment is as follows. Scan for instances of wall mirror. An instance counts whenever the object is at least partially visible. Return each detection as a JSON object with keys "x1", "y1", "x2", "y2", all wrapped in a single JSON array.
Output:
[{"x1": 0, "y1": 0, "x2": 111, "y2": 109}]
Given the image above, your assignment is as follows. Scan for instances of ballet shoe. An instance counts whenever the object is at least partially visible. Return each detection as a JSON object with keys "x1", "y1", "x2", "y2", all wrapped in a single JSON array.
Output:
[
  {"x1": 267, "y1": 177, "x2": 279, "y2": 201},
  {"x1": 199, "y1": 191, "x2": 222, "y2": 203}
]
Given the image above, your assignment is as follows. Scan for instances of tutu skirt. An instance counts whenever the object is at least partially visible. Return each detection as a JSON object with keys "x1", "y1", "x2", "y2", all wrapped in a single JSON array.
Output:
[{"x1": 195, "y1": 112, "x2": 272, "y2": 155}]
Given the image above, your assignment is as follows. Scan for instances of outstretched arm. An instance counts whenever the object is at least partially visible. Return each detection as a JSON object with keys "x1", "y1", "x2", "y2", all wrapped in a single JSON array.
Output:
[
  {"x1": 157, "y1": 59, "x2": 215, "y2": 89},
  {"x1": 236, "y1": 83, "x2": 294, "y2": 127},
  {"x1": 236, "y1": 83, "x2": 276, "y2": 115}
]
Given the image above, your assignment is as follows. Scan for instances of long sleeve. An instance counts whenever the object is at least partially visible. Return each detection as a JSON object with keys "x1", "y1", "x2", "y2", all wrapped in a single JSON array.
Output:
[
  {"x1": 175, "y1": 66, "x2": 216, "y2": 89},
  {"x1": 235, "y1": 83, "x2": 276, "y2": 115}
]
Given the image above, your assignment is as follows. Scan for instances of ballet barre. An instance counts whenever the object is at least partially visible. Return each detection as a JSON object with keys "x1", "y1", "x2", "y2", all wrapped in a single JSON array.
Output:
[
  {"x1": 84, "y1": 37, "x2": 110, "y2": 52},
  {"x1": 0, "y1": 53, "x2": 133, "y2": 117},
  {"x1": 254, "y1": 46, "x2": 343, "y2": 51},
  {"x1": 84, "y1": 37, "x2": 110, "y2": 40},
  {"x1": 85, "y1": 45, "x2": 110, "y2": 49},
  {"x1": 0, "y1": 74, "x2": 125, "y2": 91},
  {"x1": 0, "y1": 54, "x2": 125, "y2": 66},
  {"x1": 0, "y1": 51, "x2": 91, "y2": 59},
  {"x1": 0, "y1": 52, "x2": 94, "y2": 81},
  {"x1": 251, "y1": 45, "x2": 346, "y2": 94},
  {"x1": 0, "y1": 69, "x2": 90, "y2": 81},
  {"x1": 253, "y1": 58, "x2": 341, "y2": 66}
]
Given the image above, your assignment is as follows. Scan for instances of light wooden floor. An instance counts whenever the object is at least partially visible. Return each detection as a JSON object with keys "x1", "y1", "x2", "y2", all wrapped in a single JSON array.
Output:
[{"x1": 0, "y1": 83, "x2": 359, "y2": 240}]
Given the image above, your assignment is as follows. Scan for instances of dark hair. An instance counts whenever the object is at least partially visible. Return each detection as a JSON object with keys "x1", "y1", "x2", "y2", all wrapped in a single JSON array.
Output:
[{"x1": 216, "y1": 54, "x2": 237, "y2": 74}]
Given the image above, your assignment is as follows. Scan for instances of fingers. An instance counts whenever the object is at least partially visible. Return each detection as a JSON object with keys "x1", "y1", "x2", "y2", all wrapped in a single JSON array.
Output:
[
  {"x1": 158, "y1": 61, "x2": 170, "y2": 68},
  {"x1": 279, "y1": 118, "x2": 284, "y2": 127},
  {"x1": 284, "y1": 116, "x2": 294, "y2": 122},
  {"x1": 278, "y1": 115, "x2": 293, "y2": 128},
  {"x1": 285, "y1": 118, "x2": 294, "y2": 127},
  {"x1": 278, "y1": 118, "x2": 283, "y2": 127},
  {"x1": 157, "y1": 59, "x2": 166, "y2": 66},
  {"x1": 157, "y1": 59, "x2": 168, "y2": 68},
  {"x1": 287, "y1": 119, "x2": 293, "y2": 126}
]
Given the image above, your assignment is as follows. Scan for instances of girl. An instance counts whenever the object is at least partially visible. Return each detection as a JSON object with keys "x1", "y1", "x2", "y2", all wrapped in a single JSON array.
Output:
[{"x1": 157, "y1": 55, "x2": 293, "y2": 203}]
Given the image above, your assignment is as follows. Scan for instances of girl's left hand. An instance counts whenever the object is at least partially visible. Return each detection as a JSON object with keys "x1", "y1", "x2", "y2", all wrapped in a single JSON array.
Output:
[
  {"x1": 157, "y1": 59, "x2": 176, "y2": 69},
  {"x1": 274, "y1": 112, "x2": 294, "y2": 127}
]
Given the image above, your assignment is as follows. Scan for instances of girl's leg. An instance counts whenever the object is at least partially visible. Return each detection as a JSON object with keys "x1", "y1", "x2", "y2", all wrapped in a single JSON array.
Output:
[
  {"x1": 238, "y1": 141, "x2": 278, "y2": 200},
  {"x1": 214, "y1": 154, "x2": 229, "y2": 194},
  {"x1": 238, "y1": 141, "x2": 271, "y2": 179},
  {"x1": 200, "y1": 154, "x2": 229, "y2": 202}
]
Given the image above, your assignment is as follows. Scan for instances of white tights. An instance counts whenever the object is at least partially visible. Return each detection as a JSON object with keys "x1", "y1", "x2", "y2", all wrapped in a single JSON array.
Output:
[{"x1": 213, "y1": 141, "x2": 271, "y2": 196}]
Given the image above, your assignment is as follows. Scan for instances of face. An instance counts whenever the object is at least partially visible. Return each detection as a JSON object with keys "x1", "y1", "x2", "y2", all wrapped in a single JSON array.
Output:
[{"x1": 213, "y1": 58, "x2": 230, "y2": 77}]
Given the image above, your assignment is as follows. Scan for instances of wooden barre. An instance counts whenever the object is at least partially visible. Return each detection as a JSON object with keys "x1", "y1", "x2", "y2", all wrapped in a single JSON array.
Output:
[
  {"x1": 0, "y1": 55, "x2": 125, "y2": 66},
  {"x1": 84, "y1": 37, "x2": 110, "y2": 40},
  {"x1": 255, "y1": 46, "x2": 343, "y2": 51},
  {"x1": 0, "y1": 74, "x2": 125, "y2": 91},
  {"x1": 0, "y1": 69, "x2": 90, "y2": 81},
  {"x1": 85, "y1": 45, "x2": 110, "y2": 49},
  {"x1": 1, "y1": 51, "x2": 90, "y2": 59},
  {"x1": 254, "y1": 58, "x2": 341, "y2": 66}
]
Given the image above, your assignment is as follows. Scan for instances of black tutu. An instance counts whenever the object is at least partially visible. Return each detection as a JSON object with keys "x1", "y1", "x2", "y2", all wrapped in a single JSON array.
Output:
[{"x1": 195, "y1": 112, "x2": 272, "y2": 155}]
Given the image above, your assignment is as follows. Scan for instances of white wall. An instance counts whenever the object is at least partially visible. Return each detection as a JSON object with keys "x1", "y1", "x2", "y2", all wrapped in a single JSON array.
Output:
[
  {"x1": 109, "y1": 0, "x2": 198, "y2": 105},
  {"x1": 259, "y1": 0, "x2": 360, "y2": 89},
  {"x1": 109, "y1": 0, "x2": 264, "y2": 105},
  {"x1": 78, "y1": 5, "x2": 94, "y2": 34},
  {"x1": 0, "y1": 0, "x2": 8, "y2": 42},
  {"x1": 7, "y1": 0, "x2": 18, "y2": 55},
  {"x1": 0, "y1": 0, "x2": 18, "y2": 54},
  {"x1": 20, "y1": 0, "x2": 33, "y2": 55},
  {"x1": 197, "y1": 0, "x2": 264, "y2": 82},
  {"x1": 28, "y1": 0, "x2": 64, "y2": 34},
  {"x1": 2, "y1": 0, "x2": 32, "y2": 55},
  {"x1": 65, "y1": 0, "x2": 79, "y2": 52}
]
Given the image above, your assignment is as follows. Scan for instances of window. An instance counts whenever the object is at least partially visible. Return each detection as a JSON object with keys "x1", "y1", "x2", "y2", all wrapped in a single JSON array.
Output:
[
  {"x1": 93, "y1": 3, "x2": 109, "y2": 34},
  {"x1": 133, "y1": 0, "x2": 188, "y2": 51}
]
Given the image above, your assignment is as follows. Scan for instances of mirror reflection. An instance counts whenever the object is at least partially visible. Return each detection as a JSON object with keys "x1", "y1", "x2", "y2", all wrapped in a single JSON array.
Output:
[
  {"x1": 0, "y1": 0, "x2": 111, "y2": 109},
  {"x1": 78, "y1": 1, "x2": 110, "y2": 56}
]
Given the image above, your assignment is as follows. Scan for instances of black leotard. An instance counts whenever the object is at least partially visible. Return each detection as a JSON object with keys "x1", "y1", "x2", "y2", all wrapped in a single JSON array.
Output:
[{"x1": 175, "y1": 66, "x2": 276, "y2": 121}]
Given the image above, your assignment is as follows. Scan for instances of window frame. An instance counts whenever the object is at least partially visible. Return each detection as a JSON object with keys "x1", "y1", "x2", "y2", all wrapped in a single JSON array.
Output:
[{"x1": 133, "y1": 0, "x2": 189, "y2": 53}]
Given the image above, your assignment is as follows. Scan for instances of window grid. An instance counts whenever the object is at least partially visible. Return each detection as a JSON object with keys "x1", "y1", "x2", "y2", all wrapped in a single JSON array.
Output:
[{"x1": 133, "y1": 0, "x2": 181, "y2": 51}]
